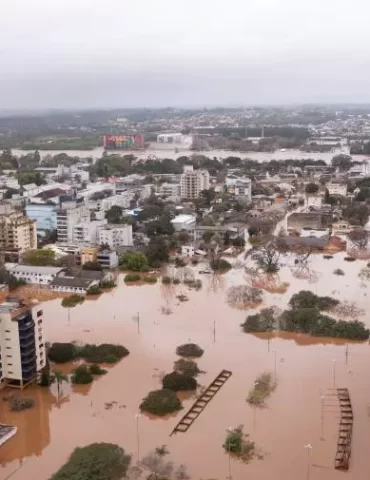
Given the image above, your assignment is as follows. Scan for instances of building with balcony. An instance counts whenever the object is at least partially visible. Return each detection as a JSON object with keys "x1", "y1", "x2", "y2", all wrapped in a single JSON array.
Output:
[
  {"x1": 180, "y1": 165, "x2": 210, "y2": 199},
  {"x1": 56, "y1": 204, "x2": 90, "y2": 243},
  {"x1": 98, "y1": 224, "x2": 133, "y2": 249},
  {"x1": 0, "y1": 297, "x2": 45, "y2": 389},
  {"x1": 0, "y1": 204, "x2": 37, "y2": 257}
]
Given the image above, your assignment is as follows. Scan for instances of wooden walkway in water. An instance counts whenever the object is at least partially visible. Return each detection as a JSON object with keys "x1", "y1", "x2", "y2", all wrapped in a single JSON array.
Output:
[
  {"x1": 335, "y1": 388, "x2": 353, "y2": 470},
  {"x1": 170, "y1": 369, "x2": 232, "y2": 436}
]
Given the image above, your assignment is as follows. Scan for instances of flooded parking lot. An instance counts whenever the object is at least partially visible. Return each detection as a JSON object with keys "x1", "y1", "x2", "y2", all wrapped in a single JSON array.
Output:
[{"x1": 1, "y1": 252, "x2": 370, "y2": 480}]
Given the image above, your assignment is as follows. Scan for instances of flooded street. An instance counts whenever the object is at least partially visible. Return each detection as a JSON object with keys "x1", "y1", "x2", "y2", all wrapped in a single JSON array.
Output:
[{"x1": 1, "y1": 253, "x2": 370, "y2": 479}]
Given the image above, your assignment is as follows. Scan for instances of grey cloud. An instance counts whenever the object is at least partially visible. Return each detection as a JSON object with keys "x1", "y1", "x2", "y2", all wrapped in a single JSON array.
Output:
[{"x1": 1, "y1": 0, "x2": 370, "y2": 108}]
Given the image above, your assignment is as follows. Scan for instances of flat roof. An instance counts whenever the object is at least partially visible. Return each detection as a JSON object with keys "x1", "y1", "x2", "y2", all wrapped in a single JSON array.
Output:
[{"x1": 5, "y1": 264, "x2": 64, "y2": 275}]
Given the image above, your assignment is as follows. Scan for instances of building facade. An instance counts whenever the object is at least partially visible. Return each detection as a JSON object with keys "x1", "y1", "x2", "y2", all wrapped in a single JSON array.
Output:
[
  {"x1": 180, "y1": 166, "x2": 210, "y2": 199},
  {"x1": 56, "y1": 204, "x2": 90, "y2": 243},
  {"x1": 25, "y1": 204, "x2": 57, "y2": 232},
  {"x1": 72, "y1": 220, "x2": 107, "y2": 244},
  {"x1": 0, "y1": 204, "x2": 37, "y2": 255},
  {"x1": 5, "y1": 265, "x2": 64, "y2": 285},
  {"x1": 0, "y1": 298, "x2": 45, "y2": 388},
  {"x1": 327, "y1": 182, "x2": 348, "y2": 196},
  {"x1": 98, "y1": 225, "x2": 133, "y2": 249}
]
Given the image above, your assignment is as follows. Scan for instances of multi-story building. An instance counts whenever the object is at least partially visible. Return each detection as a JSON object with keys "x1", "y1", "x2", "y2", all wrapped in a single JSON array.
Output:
[
  {"x1": 25, "y1": 204, "x2": 57, "y2": 233},
  {"x1": 72, "y1": 220, "x2": 107, "y2": 244},
  {"x1": 327, "y1": 182, "x2": 348, "y2": 196},
  {"x1": 0, "y1": 297, "x2": 45, "y2": 389},
  {"x1": 56, "y1": 204, "x2": 90, "y2": 243},
  {"x1": 158, "y1": 183, "x2": 181, "y2": 199},
  {"x1": 0, "y1": 204, "x2": 37, "y2": 256},
  {"x1": 180, "y1": 166, "x2": 210, "y2": 199},
  {"x1": 98, "y1": 225, "x2": 133, "y2": 249}
]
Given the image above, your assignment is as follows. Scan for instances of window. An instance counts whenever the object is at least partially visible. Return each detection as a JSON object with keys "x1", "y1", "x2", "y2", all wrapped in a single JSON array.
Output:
[
  {"x1": 6, "y1": 355, "x2": 12, "y2": 358},
  {"x1": 5, "y1": 329, "x2": 10, "y2": 333},
  {"x1": 8, "y1": 371, "x2": 13, "y2": 374},
  {"x1": 7, "y1": 363, "x2": 12, "y2": 366},
  {"x1": 6, "y1": 347, "x2": 11, "y2": 350}
]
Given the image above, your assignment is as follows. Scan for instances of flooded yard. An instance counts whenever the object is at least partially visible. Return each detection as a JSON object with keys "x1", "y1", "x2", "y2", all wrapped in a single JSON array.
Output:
[{"x1": 1, "y1": 252, "x2": 370, "y2": 480}]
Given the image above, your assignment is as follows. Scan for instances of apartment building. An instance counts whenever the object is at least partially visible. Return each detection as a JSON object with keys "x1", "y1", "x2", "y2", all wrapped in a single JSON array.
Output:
[
  {"x1": 180, "y1": 165, "x2": 210, "y2": 199},
  {"x1": 5, "y1": 265, "x2": 64, "y2": 285},
  {"x1": 327, "y1": 182, "x2": 348, "y2": 196},
  {"x1": 56, "y1": 204, "x2": 90, "y2": 243},
  {"x1": 0, "y1": 297, "x2": 45, "y2": 389},
  {"x1": 0, "y1": 204, "x2": 37, "y2": 256},
  {"x1": 158, "y1": 183, "x2": 181, "y2": 199},
  {"x1": 72, "y1": 220, "x2": 107, "y2": 244},
  {"x1": 98, "y1": 224, "x2": 133, "y2": 249}
]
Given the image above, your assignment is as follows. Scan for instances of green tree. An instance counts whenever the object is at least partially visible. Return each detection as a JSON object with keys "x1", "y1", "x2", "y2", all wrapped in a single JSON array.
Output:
[
  {"x1": 305, "y1": 183, "x2": 319, "y2": 195},
  {"x1": 105, "y1": 205, "x2": 123, "y2": 224},
  {"x1": 331, "y1": 154, "x2": 352, "y2": 171},
  {"x1": 24, "y1": 249, "x2": 55, "y2": 266},
  {"x1": 200, "y1": 188, "x2": 216, "y2": 207},
  {"x1": 146, "y1": 238, "x2": 169, "y2": 267},
  {"x1": 50, "y1": 443, "x2": 131, "y2": 480},
  {"x1": 52, "y1": 369, "x2": 69, "y2": 396},
  {"x1": 82, "y1": 261, "x2": 102, "y2": 271},
  {"x1": 120, "y1": 252, "x2": 148, "y2": 271}
]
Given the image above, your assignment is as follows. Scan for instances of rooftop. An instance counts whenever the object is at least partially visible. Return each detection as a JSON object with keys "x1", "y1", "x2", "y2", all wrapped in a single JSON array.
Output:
[{"x1": 5, "y1": 264, "x2": 64, "y2": 275}]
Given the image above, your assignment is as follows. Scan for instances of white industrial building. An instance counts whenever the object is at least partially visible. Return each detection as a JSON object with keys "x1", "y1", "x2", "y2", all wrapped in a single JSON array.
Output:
[
  {"x1": 98, "y1": 224, "x2": 133, "y2": 249},
  {"x1": 0, "y1": 298, "x2": 45, "y2": 388},
  {"x1": 180, "y1": 165, "x2": 210, "y2": 199},
  {"x1": 157, "y1": 133, "x2": 183, "y2": 144},
  {"x1": 327, "y1": 182, "x2": 348, "y2": 196},
  {"x1": 5, "y1": 264, "x2": 64, "y2": 285},
  {"x1": 171, "y1": 214, "x2": 196, "y2": 231}
]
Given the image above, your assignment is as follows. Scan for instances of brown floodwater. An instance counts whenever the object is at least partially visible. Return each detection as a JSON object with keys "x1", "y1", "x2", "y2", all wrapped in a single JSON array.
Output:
[{"x1": 1, "y1": 252, "x2": 370, "y2": 480}]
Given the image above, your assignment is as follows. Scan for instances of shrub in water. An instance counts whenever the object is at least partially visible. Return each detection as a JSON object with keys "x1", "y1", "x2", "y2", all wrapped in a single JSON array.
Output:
[
  {"x1": 174, "y1": 358, "x2": 201, "y2": 377},
  {"x1": 162, "y1": 371, "x2": 197, "y2": 391},
  {"x1": 89, "y1": 364, "x2": 107, "y2": 375},
  {"x1": 140, "y1": 389, "x2": 182, "y2": 416},
  {"x1": 144, "y1": 276, "x2": 157, "y2": 284},
  {"x1": 50, "y1": 443, "x2": 131, "y2": 480},
  {"x1": 176, "y1": 343, "x2": 204, "y2": 358},
  {"x1": 79, "y1": 344, "x2": 129, "y2": 363},
  {"x1": 48, "y1": 342, "x2": 77, "y2": 363},
  {"x1": 9, "y1": 396, "x2": 35, "y2": 412},
  {"x1": 124, "y1": 273, "x2": 141, "y2": 282},
  {"x1": 162, "y1": 276, "x2": 172, "y2": 284},
  {"x1": 71, "y1": 365, "x2": 94, "y2": 385},
  {"x1": 61, "y1": 295, "x2": 85, "y2": 308}
]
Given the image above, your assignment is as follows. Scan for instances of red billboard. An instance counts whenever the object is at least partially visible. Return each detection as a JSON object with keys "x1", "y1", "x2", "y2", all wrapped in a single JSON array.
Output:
[{"x1": 103, "y1": 134, "x2": 144, "y2": 150}]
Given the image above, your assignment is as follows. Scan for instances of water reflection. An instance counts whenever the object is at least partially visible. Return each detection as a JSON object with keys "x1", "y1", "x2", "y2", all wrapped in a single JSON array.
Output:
[{"x1": 0, "y1": 387, "x2": 58, "y2": 466}]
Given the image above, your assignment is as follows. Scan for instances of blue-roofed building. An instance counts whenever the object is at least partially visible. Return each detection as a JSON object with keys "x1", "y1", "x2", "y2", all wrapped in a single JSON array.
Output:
[{"x1": 25, "y1": 204, "x2": 57, "y2": 232}]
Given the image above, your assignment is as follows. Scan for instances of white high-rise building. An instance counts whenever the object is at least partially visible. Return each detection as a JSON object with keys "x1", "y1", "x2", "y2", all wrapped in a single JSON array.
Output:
[
  {"x1": 0, "y1": 298, "x2": 45, "y2": 389},
  {"x1": 56, "y1": 204, "x2": 90, "y2": 243},
  {"x1": 98, "y1": 225, "x2": 133, "y2": 249},
  {"x1": 180, "y1": 165, "x2": 210, "y2": 199},
  {"x1": 0, "y1": 204, "x2": 37, "y2": 255}
]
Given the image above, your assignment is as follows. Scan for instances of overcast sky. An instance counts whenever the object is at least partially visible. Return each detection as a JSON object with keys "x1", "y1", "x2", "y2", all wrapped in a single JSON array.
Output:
[{"x1": 1, "y1": 0, "x2": 370, "y2": 109}]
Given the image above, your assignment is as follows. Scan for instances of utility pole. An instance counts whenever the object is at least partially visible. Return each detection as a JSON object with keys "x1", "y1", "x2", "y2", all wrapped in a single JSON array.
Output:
[
  {"x1": 137, "y1": 312, "x2": 140, "y2": 334},
  {"x1": 345, "y1": 343, "x2": 349, "y2": 365},
  {"x1": 213, "y1": 320, "x2": 216, "y2": 343}
]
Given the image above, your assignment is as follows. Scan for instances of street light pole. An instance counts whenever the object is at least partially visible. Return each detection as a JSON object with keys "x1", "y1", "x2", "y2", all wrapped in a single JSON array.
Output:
[
  {"x1": 227, "y1": 427, "x2": 233, "y2": 480},
  {"x1": 304, "y1": 444, "x2": 312, "y2": 480},
  {"x1": 320, "y1": 395, "x2": 325, "y2": 440},
  {"x1": 135, "y1": 414, "x2": 141, "y2": 463},
  {"x1": 273, "y1": 350, "x2": 277, "y2": 383},
  {"x1": 332, "y1": 359, "x2": 336, "y2": 388}
]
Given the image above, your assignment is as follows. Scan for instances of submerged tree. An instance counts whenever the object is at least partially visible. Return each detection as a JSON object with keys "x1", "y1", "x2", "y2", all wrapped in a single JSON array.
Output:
[{"x1": 246, "y1": 238, "x2": 281, "y2": 273}]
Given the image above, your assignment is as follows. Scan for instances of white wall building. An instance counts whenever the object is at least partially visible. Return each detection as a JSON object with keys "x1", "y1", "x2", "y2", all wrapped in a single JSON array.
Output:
[
  {"x1": 171, "y1": 214, "x2": 196, "y2": 231},
  {"x1": 57, "y1": 204, "x2": 90, "y2": 243},
  {"x1": 327, "y1": 182, "x2": 348, "y2": 196},
  {"x1": 180, "y1": 165, "x2": 210, "y2": 199},
  {"x1": 157, "y1": 133, "x2": 183, "y2": 144},
  {"x1": 5, "y1": 265, "x2": 64, "y2": 285},
  {"x1": 98, "y1": 225, "x2": 133, "y2": 249},
  {"x1": 0, "y1": 299, "x2": 45, "y2": 388},
  {"x1": 158, "y1": 183, "x2": 181, "y2": 198},
  {"x1": 72, "y1": 220, "x2": 107, "y2": 244}
]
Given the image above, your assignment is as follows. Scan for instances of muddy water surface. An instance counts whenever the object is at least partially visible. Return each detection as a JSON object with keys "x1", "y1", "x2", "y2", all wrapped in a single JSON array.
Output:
[{"x1": 1, "y1": 254, "x2": 370, "y2": 480}]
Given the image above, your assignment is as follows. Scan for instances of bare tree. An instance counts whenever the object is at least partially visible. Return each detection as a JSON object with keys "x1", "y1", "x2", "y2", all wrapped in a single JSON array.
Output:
[{"x1": 246, "y1": 238, "x2": 281, "y2": 273}]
